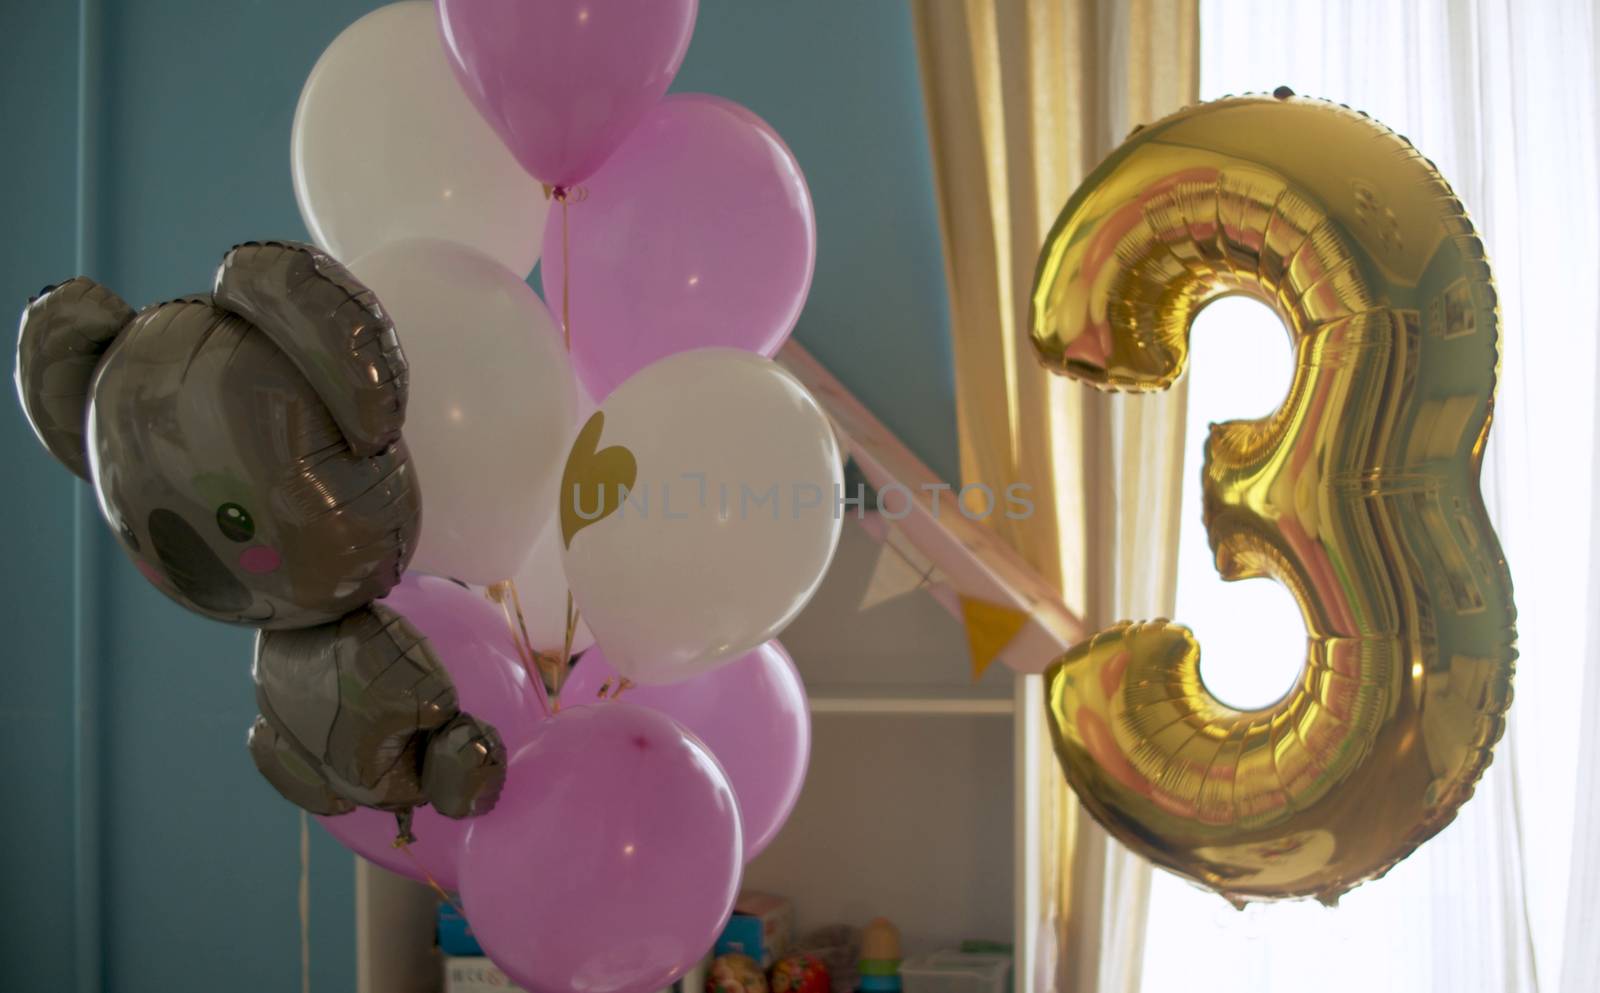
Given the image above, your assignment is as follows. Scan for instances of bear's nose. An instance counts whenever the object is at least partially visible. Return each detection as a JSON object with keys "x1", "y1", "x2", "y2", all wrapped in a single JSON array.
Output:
[{"x1": 148, "y1": 508, "x2": 253, "y2": 614}]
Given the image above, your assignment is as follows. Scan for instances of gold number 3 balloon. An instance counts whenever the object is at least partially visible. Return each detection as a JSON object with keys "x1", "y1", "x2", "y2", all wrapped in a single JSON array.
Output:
[{"x1": 1031, "y1": 91, "x2": 1517, "y2": 904}]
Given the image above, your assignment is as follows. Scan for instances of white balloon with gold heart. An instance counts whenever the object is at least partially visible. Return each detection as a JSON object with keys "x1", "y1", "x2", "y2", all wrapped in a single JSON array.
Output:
[{"x1": 559, "y1": 348, "x2": 843, "y2": 685}]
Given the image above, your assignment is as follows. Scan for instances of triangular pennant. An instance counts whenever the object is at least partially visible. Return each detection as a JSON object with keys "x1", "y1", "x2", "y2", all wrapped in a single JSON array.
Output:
[
  {"x1": 959, "y1": 595, "x2": 1031, "y2": 680},
  {"x1": 860, "y1": 544, "x2": 923, "y2": 611},
  {"x1": 859, "y1": 528, "x2": 936, "y2": 611}
]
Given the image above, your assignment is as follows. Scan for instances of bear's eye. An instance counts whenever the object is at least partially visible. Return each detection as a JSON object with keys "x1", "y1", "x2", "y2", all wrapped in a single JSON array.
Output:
[{"x1": 216, "y1": 503, "x2": 255, "y2": 542}]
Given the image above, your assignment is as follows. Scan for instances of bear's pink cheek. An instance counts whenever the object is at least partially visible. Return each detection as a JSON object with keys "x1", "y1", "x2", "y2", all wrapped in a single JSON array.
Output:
[
  {"x1": 135, "y1": 560, "x2": 165, "y2": 586},
  {"x1": 239, "y1": 546, "x2": 282, "y2": 574}
]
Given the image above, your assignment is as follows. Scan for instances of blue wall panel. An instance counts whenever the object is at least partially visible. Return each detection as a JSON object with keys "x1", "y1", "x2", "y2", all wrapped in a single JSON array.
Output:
[
  {"x1": 0, "y1": 6, "x2": 95, "y2": 991},
  {"x1": 0, "y1": 2, "x2": 953, "y2": 990}
]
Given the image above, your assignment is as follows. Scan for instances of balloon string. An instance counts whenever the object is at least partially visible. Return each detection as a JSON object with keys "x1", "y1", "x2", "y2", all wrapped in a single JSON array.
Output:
[
  {"x1": 391, "y1": 813, "x2": 467, "y2": 920},
  {"x1": 541, "y1": 183, "x2": 584, "y2": 351},
  {"x1": 299, "y1": 811, "x2": 311, "y2": 993},
  {"x1": 559, "y1": 591, "x2": 581, "y2": 709},
  {"x1": 540, "y1": 183, "x2": 586, "y2": 710},
  {"x1": 485, "y1": 580, "x2": 553, "y2": 719},
  {"x1": 557, "y1": 188, "x2": 581, "y2": 704},
  {"x1": 561, "y1": 196, "x2": 571, "y2": 352},
  {"x1": 556, "y1": 189, "x2": 580, "y2": 707},
  {"x1": 510, "y1": 577, "x2": 570, "y2": 701}
]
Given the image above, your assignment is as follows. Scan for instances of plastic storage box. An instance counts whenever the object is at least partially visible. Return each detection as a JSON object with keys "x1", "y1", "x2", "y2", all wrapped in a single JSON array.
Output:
[{"x1": 899, "y1": 951, "x2": 1010, "y2": 993}]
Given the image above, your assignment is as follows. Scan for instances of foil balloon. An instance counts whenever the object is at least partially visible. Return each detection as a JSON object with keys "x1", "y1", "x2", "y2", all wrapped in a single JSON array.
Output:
[
  {"x1": 1031, "y1": 92, "x2": 1516, "y2": 904},
  {"x1": 14, "y1": 241, "x2": 505, "y2": 820},
  {"x1": 318, "y1": 573, "x2": 548, "y2": 888}
]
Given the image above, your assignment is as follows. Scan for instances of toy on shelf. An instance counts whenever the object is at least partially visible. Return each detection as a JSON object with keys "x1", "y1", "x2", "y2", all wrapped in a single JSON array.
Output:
[
  {"x1": 716, "y1": 891, "x2": 795, "y2": 968},
  {"x1": 710, "y1": 953, "x2": 769, "y2": 993},
  {"x1": 856, "y1": 917, "x2": 903, "y2": 993},
  {"x1": 771, "y1": 953, "x2": 831, "y2": 993},
  {"x1": 796, "y1": 924, "x2": 861, "y2": 993}
]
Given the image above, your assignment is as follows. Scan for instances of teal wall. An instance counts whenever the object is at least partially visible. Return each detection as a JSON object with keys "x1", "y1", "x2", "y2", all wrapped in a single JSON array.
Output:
[{"x1": 0, "y1": 2, "x2": 953, "y2": 991}]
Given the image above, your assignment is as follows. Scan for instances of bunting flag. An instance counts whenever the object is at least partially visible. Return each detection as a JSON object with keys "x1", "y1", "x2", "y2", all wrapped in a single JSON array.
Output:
[
  {"x1": 856, "y1": 498, "x2": 1034, "y2": 678},
  {"x1": 859, "y1": 524, "x2": 940, "y2": 611},
  {"x1": 778, "y1": 341, "x2": 1086, "y2": 677},
  {"x1": 850, "y1": 492, "x2": 1043, "y2": 678},
  {"x1": 958, "y1": 595, "x2": 1032, "y2": 679}
]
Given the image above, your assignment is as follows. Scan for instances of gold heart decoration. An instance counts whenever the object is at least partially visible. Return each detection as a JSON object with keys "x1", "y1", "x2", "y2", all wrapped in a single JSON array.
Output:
[{"x1": 560, "y1": 411, "x2": 638, "y2": 548}]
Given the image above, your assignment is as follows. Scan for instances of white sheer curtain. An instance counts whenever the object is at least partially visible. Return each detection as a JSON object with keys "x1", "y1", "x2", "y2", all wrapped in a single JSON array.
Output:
[{"x1": 1137, "y1": 2, "x2": 1600, "y2": 991}]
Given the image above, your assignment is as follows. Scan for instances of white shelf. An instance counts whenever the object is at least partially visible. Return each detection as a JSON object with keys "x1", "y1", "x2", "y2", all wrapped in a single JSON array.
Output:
[{"x1": 806, "y1": 683, "x2": 1015, "y2": 716}]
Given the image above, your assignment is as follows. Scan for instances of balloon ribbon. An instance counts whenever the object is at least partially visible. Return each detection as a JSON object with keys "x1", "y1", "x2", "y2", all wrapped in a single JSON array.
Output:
[
  {"x1": 391, "y1": 809, "x2": 467, "y2": 918},
  {"x1": 541, "y1": 183, "x2": 586, "y2": 352},
  {"x1": 509, "y1": 183, "x2": 587, "y2": 709},
  {"x1": 485, "y1": 580, "x2": 559, "y2": 714}
]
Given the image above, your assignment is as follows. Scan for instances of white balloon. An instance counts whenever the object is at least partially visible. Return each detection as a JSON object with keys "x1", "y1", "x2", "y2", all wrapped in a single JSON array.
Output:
[
  {"x1": 561, "y1": 349, "x2": 843, "y2": 684},
  {"x1": 352, "y1": 238, "x2": 576, "y2": 584},
  {"x1": 509, "y1": 381, "x2": 597, "y2": 654},
  {"x1": 293, "y1": 1, "x2": 548, "y2": 276}
]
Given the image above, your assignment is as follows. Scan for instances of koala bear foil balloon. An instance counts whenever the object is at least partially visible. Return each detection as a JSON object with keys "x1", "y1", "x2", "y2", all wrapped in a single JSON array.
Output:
[{"x1": 15, "y1": 240, "x2": 505, "y2": 821}]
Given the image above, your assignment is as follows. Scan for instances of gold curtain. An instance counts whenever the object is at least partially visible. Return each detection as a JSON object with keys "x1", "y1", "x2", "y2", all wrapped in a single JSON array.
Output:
[{"x1": 910, "y1": 2, "x2": 1197, "y2": 991}]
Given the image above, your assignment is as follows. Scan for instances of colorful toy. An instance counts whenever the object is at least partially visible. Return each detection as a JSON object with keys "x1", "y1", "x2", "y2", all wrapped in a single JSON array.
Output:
[
  {"x1": 857, "y1": 917, "x2": 902, "y2": 993},
  {"x1": 797, "y1": 924, "x2": 860, "y2": 993},
  {"x1": 710, "y1": 953, "x2": 769, "y2": 993},
  {"x1": 715, "y1": 891, "x2": 795, "y2": 967},
  {"x1": 771, "y1": 953, "x2": 831, "y2": 993}
]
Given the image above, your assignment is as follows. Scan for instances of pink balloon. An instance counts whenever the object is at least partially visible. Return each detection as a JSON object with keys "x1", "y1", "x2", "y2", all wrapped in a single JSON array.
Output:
[
  {"x1": 460, "y1": 704, "x2": 742, "y2": 993},
  {"x1": 317, "y1": 573, "x2": 548, "y2": 890},
  {"x1": 543, "y1": 93, "x2": 817, "y2": 399},
  {"x1": 380, "y1": 573, "x2": 547, "y2": 739},
  {"x1": 436, "y1": 0, "x2": 698, "y2": 187},
  {"x1": 562, "y1": 641, "x2": 809, "y2": 861}
]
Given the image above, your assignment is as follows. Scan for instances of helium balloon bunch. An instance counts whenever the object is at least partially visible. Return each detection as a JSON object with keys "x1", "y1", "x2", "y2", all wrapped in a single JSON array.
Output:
[
  {"x1": 17, "y1": 3, "x2": 836, "y2": 992},
  {"x1": 294, "y1": 2, "x2": 839, "y2": 989}
]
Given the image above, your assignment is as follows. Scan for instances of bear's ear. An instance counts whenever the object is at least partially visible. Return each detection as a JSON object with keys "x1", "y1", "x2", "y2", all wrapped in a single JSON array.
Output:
[
  {"x1": 15, "y1": 277, "x2": 135, "y2": 480},
  {"x1": 213, "y1": 241, "x2": 407, "y2": 457}
]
